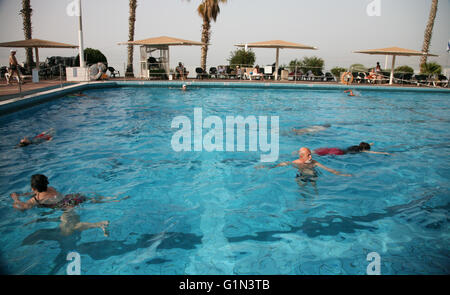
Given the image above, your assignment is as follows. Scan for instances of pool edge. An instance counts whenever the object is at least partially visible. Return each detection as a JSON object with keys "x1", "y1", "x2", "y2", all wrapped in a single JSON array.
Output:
[{"x1": 1, "y1": 81, "x2": 449, "y2": 116}]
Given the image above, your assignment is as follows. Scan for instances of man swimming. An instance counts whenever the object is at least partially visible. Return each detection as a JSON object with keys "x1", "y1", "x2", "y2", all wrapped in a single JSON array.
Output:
[
  {"x1": 271, "y1": 147, "x2": 352, "y2": 177},
  {"x1": 314, "y1": 142, "x2": 391, "y2": 156},
  {"x1": 17, "y1": 129, "x2": 55, "y2": 147},
  {"x1": 292, "y1": 124, "x2": 331, "y2": 135}
]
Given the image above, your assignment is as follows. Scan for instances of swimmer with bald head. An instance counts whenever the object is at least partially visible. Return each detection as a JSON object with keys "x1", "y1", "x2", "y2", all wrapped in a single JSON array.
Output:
[{"x1": 272, "y1": 147, "x2": 352, "y2": 177}]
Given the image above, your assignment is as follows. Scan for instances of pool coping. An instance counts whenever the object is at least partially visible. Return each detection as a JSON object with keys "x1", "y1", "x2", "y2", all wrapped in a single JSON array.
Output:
[{"x1": 1, "y1": 80, "x2": 449, "y2": 116}]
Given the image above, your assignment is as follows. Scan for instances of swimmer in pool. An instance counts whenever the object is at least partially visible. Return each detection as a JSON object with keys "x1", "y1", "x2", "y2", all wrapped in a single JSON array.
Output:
[
  {"x1": 314, "y1": 142, "x2": 391, "y2": 156},
  {"x1": 344, "y1": 90, "x2": 355, "y2": 96},
  {"x1": 182, "y1": 84, "x2": 187, "y2": 91},
  {"x1": 17, "y1": 129, "x2": 55, "y2": 148},
  {"x1": 292, "y1": 124, "x2": 331, "y2": 135},
  {"x1": 10, "y1": 174, "x2": 128, "y2": 236},
  {"x1": 270, "y1": 147, "x2": 352, "y2": 177}
]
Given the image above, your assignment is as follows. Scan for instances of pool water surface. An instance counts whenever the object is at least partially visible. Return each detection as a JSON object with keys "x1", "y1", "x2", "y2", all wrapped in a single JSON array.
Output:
[{"x1": 0, "y1": 86, "x2": 449, "y2": 274}]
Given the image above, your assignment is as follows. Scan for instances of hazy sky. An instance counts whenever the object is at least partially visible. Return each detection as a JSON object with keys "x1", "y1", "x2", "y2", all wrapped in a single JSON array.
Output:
[{"x1": 0, "y1": 0, "x2": 449, "y2": 74}]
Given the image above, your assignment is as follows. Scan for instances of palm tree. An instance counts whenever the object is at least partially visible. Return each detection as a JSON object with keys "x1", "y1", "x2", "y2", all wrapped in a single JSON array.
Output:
[
  {"x1": 420, "y1": 0, "x2": 438, "y2": 70},
  {"x1": 126, "y1": 0, "x2": 137, "y2": 77},
  {"x1": 196, "y1": 0, "x2": 227, "y2": 71},
  {"x1": 20, "y1": 0, "x2": 33, "y2": 71}
]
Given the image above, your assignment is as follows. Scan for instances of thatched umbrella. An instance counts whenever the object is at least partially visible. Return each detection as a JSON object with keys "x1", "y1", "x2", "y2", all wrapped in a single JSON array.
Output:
[
  {"x1": 234, "y1": 40, "x2": 317, "y2": 80},
  {"x1": 354, "y1": 46, "x2": 438, "y2": 84}
]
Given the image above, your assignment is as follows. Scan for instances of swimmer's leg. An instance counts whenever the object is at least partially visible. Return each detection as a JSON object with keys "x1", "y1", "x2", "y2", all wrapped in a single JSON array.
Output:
[
  {"x1": 73, "y1": 221, "x2": 110, "y2": 237},
  {"x1": 59, "y1": 209, "x2": 109, "y2": 237},
  {"x1": 90, "y1": 195, "x2": 130, "y2": 204}
]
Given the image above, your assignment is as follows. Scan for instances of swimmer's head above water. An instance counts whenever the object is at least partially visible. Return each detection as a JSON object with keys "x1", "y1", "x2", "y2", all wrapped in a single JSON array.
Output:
[
  {"x1": 359, "y1": 142, "x2": 371, "y2": 151},
  {"x1": 31, "y1": 174, "x2": 49, "y2": 193},
  {"x1": 18, "y1": 137, "x2": 31, "y2": 147},
  {"x1": 298, "y1": 147, "x2": 313, "y2": 164}
]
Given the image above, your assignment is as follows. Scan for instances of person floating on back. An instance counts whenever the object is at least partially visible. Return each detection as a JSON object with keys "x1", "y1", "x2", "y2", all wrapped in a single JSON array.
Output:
[
  {"x1": 314, "y1": 142, "x2": 391, "y2": 156},
  {"x1": 17, "y1": 129, "x2": 55, "y2": 148}
]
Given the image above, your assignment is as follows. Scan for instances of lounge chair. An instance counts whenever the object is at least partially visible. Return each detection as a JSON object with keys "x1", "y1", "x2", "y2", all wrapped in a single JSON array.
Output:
[
  {"x1": 264, "y1": 66, "x2": 273, "y2": 80},
  {"x1": 108, "y1": 67, "x2": 120, "y2": 78},
  {"x1": 209, "y1": 67, "x2": 217, "y2": 79},
  {"x1": 324, "y1": 72, "x2": 334, "y2": 82},
  {"x1": 195, "y1": 67, "x2": 207, "y2": 79},
  {"x1": 437, "y1": 75, "x2": 449, "y2": 87},
  {"x1": 413, "y1": 74, "x2": 428, "y2": 85}
]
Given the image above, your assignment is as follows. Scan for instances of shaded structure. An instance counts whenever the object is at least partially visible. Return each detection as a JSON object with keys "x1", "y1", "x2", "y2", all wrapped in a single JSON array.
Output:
[
  {"x1": 354, "y1": 46, "x2": 438, "y2": 84},
  {"x1": 234, "y1": 40, "x2": 317, "y2": 80},
  {"x1": 0, "y1": 38, "x2": 78, "y2": 70},
  {"x1": 119, "y1": 36, "x2": 205, "y2": 79},
  {"x1": 0, "y1": 38, "x2": 78, "y2": 83}
]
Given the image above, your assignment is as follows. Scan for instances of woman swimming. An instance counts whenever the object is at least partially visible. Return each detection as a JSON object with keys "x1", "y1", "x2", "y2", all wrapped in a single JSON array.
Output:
[
  {"x1": 314, "y1": 142, "x2": 391, "y2": 156},
  {"x1": 10, "y1": 174, "x2": 127, "y2": 236}
]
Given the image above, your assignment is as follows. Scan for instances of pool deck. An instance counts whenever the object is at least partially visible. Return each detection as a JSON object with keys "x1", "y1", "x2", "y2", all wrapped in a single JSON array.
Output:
[{"x1": 0, "y1": 78, "x2": 449, "y2": 116}]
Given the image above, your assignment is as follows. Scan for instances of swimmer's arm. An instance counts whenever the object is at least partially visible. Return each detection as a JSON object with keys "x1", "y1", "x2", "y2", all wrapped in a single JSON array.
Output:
[
  {"x1": 11, "y1": 193, "x2": 37, "y2": 210},
  {"x1": 271, "y1": 161, "x2": 291, "y2": 169},
  {"x1": 363, "y1": 151, "x2": 391, "y2": 155},
  {"x1": 255, "y1": 161, "x2": 290, "y2": 169},
  {"x1": 314, "y1": 161, "x2": 352, "y2": 177}
]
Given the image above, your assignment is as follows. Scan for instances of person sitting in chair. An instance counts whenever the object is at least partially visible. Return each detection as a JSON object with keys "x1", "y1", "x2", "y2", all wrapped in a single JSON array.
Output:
[
  {"x1": 176, "y1": 62, "x2": 188, "y2": 80},
  {"x1": 250, "y1": 65, "x2": 264, "y2": 80}
]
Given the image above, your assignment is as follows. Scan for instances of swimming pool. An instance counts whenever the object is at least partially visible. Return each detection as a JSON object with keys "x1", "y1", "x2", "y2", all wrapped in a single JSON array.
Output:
[{"x1": 0, "y1": 85, "x2": 449, "y2": 274}]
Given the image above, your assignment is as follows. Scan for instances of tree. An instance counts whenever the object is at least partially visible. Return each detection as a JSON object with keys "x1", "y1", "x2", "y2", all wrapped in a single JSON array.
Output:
[
  {"x1": 350, "y1": 64, "x2": 367, "y2": 72},
  {"x1": 288, "y1": 59, "x2": 302, "y2": 69},
  {"x1": 420, "y1": 62, "x2": 442, "y2": 75},
  {"x1": 196, "y1": 0, "x2": 227, "y2": 71},
  {"x1": 74, "y1": 48, "x2": 108, "y2": 66},
  {"x1": 228, "y1": 48, "x2": 255, "y2": 68},
  {"x1": 126, "y1": 0, "x2": 137, "y2": 77},
  {"x1": 330, "y1": 67, "x2": 347, "y2": 78},
  {"x1": 394, "y1": 65, "x2": 414, "y2": 73},
  {"x1": 20, "y1": 0, "x2": 33, "y2": 71},
  {"x1": 299, "y1": 56, "x2": 324, "y2": 75},
  {"x1": 420, "y1": 0, "x2": 438, "y2": 69}
]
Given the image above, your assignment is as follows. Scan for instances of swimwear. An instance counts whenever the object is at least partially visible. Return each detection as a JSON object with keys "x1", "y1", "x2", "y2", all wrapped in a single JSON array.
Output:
[
  {"x1": 314, "y1": 147, "x2": 345, "y2": 156},
  {"x1": 345, "y1": 145, "x2": 362, "y2": 153},
  {"x1": 29, "y1": 132, "x2": 52, "y2": 144},
  {"x1": 33, "y1": 193, "x2": 86, "y2": 209},
  {"x1": 35, "y1": 133, "x2": 52, "y2": 140},
  {"x1": 296, "y1": 173, "x2": 318, "y2": 183}
]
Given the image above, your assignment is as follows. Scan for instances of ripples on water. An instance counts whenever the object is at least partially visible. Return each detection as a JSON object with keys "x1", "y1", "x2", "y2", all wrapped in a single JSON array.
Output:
[{"x1": 0, "y1": 87, "x2": 448, "y2": 274}]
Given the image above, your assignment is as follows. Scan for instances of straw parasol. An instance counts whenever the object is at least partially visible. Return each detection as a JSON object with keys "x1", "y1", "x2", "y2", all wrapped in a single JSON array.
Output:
[
  {"x1": 354, "y1": 46, "x2": 438, "y2": 84},
  {"x1": 234, "y1": 40, "x2": 317, "y2": 80},
  {"x1": 0, "y1": 38, "x2": 78, "y2": 70},
  {"x1": 119, "y1": 36, "x2": 205, "y2": 47}
]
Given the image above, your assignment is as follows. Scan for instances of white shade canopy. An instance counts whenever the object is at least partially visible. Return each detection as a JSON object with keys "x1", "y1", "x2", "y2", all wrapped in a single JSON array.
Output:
[{"x1": 235, "y1": 40, "x2": 317, "y2": 80}]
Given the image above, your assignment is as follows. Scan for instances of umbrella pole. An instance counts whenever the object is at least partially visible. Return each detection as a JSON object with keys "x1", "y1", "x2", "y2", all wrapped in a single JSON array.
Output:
[
  {"x1": 275, "y1": 48, "x2": 279, "y2": 80},
  {"x1": 389, "y1": 55, "x2": 396, "y2": 85},
  {"x1": 34, "y1": 47, "x2": 40, "y2": 69}
]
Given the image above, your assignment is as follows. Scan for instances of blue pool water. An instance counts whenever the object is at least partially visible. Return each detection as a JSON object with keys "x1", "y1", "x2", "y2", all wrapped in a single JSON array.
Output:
[{"x1": 0, "y1": 86, "x2": 449, "y2": 274}]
